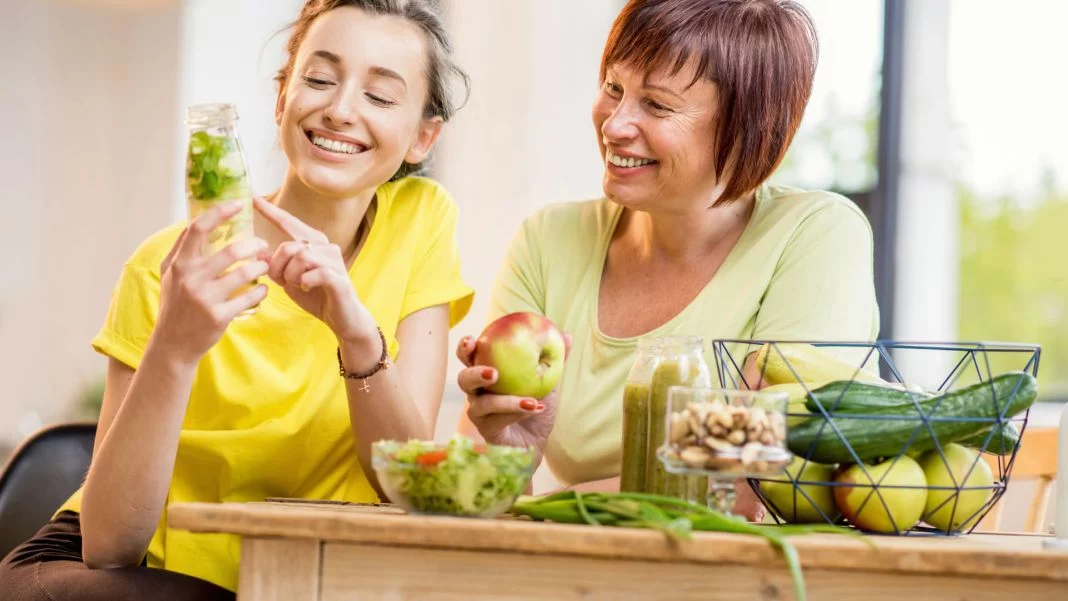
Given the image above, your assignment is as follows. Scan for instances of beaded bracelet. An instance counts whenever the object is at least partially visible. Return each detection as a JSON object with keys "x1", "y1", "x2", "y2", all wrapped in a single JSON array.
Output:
[{"x1": 337, "y1": 327, "x2": 389, "y2": 391}]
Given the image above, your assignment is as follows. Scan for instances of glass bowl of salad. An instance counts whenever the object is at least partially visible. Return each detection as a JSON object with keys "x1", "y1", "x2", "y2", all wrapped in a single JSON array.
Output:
[{"x1": 371, "y1": 435, "x2": 535, "y2": 518}]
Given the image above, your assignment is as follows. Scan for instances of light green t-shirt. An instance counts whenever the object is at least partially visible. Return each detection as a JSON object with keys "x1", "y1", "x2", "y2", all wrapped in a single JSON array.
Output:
[{"x1": 487, "y1": 184, "x2": 880, "y2": 486}]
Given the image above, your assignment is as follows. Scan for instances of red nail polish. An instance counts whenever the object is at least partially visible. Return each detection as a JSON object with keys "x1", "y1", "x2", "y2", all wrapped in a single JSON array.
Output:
[
  {"x1": 481, "y1": 368, "x2": 494, "y2": 379},
  {"x1": 519, "y1": 399, "x2": 536, "y2": 411}
]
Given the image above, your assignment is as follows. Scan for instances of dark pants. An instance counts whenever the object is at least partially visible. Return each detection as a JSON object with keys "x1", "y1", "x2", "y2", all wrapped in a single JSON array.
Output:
[{"x1": 0, "y1": 511, "x2": 234, "y2": 601}]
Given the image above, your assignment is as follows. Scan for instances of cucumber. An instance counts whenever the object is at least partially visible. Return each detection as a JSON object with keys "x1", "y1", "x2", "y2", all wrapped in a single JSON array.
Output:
[
  {"x1": 802, "y1": 380, "x2": 933, "y2": 414},
  {"x1": 957, "y1": 422, "x2": 1022, "y2": 456},
  {"x1": 801, "y1": 380, "x2": 1023, "y2": 457},
  {"x1": 787, "y1": 372, "x2": 1037, "y2": 464}
]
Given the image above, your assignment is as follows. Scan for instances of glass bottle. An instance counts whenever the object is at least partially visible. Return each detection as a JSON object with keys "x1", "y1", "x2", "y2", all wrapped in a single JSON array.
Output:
[
  {"x1": 646, "y1": 336, "x2": 711, "y2": 502},
  {"x1": 185, "y1": 103, "x2": 258, "y2": 313},
  {"x1": 620, "y1": 338, "x2": 663, "y2": 493}
]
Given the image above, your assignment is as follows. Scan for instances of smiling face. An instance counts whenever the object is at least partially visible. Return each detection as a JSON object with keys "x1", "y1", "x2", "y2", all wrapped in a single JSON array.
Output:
[
  {"x1": 592, "y1": 61, "x2": 725, "y2": 212},
  {"x1": 276, "y1": 6, "x2": 443, "y2": 198}
]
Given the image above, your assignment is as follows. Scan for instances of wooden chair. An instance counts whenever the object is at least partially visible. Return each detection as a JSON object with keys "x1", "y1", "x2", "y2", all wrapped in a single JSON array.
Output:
[{"x1": 979, "y1": 427, "x2": 1058, "y2": 533}]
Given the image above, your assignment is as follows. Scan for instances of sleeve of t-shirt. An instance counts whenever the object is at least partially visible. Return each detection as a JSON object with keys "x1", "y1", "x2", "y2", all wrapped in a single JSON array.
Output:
[
  {"x1": 398, "y1": 188, "x2": 474, "y2": 327},
  {"x1": 91, "y1": 262, "x2": 162, "y2": 370},
  {"x1": 752, "y1": 199, "x2": 880, "y2": 351},
  {"x1": 486, "y1": 212, "x2": 547, "y2": 325}
]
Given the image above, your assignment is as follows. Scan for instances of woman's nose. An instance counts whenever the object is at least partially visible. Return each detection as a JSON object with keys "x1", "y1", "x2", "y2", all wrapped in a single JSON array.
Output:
[
  {"x1": 323, "y1": 87, "x2": 360, "y2": 127},
  {"x1": 601, "y1": 101, "x2": 640, "y2": 143}
]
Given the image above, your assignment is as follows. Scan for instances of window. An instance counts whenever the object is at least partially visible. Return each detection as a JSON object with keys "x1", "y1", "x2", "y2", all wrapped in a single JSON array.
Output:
[{"x1": 950, "y1": 1, "x2": 1068, "y2": 400}]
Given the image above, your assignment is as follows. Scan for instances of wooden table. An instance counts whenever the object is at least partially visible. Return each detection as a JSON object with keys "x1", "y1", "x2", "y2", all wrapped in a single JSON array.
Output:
[{"x1": 169, "y1": 501, "x2": 1068, "y2": 601}]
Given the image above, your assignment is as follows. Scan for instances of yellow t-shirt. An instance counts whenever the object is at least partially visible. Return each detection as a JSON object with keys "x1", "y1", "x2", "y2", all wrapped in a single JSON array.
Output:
[
  {"x1": 58, "y1": 177, "x2": 473, "y2": 591},
  {"x1": 487, "y1": 184, "x2": 880, "y2": 486}
]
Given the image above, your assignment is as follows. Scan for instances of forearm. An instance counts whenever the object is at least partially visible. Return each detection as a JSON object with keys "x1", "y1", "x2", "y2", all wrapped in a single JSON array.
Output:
[
  {"x1": 80, "y1": 336, "x2": 197, "y2": 568},
  {"x1": 339, "y1": 336, "x2": 434, "y2": 494}
]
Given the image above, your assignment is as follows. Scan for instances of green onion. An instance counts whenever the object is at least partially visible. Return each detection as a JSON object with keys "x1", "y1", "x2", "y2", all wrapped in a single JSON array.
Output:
[{"x1": 511, "y1": 491, "x2": 865, "y2": 601}]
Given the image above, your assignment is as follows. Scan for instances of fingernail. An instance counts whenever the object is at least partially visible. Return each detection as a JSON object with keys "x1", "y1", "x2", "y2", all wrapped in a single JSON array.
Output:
[
  {"x1": 226, "y1": 200, "x2": 243, "y2": 210},
  {"x1": 535, "y1": 403, "x2": 546, "y2": 411},
  {"x1": 519, "y1": 399, "x2": 536, "y2": 411},
  {"x1": 481, "y1": 368, "x2": 494, "y2": 380}
]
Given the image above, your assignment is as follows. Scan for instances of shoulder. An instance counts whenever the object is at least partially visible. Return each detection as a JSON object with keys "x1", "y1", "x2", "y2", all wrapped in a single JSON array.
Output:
[
  {"x1": 122, "y1": 222, "x2": 188, "y2": 275},
  {"x1": 756, "y1": 184, "x2": 872, "y2": 244},
  {"x1": 377, "y1": 176, "x2": 457, "y2": 222},
  {"x1": 516, "y1": 197, "x2": 616, "y2": 246}
]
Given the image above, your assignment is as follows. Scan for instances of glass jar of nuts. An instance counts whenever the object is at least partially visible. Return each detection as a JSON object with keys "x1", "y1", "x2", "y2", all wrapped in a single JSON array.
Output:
[{"x1": 658, "y1": 387, "x2": 792, "y2": 514}]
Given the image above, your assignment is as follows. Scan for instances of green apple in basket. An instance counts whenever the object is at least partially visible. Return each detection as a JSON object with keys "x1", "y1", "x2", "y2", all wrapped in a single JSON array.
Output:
[
  {"x1": 918, "y1": 443, "x2": 994, "y2": 532},
  {"x1": 759, "y1": 456, "x2": 841, "y2": 524},
  {"x1": 834, "y1": 455, "x2": 928, "y2": 534}
]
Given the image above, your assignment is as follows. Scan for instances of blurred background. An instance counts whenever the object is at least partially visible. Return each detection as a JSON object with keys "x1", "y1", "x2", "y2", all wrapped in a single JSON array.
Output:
[{"x1": 0, "y1": 0, "x2": 1063, "y2": 524}]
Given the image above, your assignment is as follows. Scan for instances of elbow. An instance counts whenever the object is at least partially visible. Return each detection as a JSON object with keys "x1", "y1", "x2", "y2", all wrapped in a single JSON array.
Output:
[
  {"x1": 79, "y1": 514, "x2": 146, "y2": 570},
  {"x1": 81, "y1": 536, "x2": 144, "y2": 570}
]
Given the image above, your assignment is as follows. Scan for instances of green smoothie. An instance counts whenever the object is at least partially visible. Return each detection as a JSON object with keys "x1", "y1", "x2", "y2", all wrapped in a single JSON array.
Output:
[
  {"x1": 620, "y1": 383, "x2": 651, "y2": 493},
  {"x1": 647, "y1": 359, "x2": 709, "y2": 502}
]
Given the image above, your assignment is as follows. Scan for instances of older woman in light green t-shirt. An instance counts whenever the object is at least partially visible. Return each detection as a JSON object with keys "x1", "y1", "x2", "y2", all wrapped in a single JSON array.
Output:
[{"x1": 455, "y1": 0, "x2": 879, "y2": 519}]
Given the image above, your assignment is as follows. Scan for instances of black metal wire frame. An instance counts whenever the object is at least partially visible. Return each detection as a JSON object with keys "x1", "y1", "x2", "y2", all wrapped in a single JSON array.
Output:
[{"x1": 708, "y1": 338, "x2": 1041, "y2": 536}]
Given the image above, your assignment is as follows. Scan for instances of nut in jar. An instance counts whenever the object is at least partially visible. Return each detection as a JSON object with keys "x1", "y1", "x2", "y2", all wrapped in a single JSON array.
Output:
[{"x1": 659, "y1": 387, "x2": 792, "y2": 477}]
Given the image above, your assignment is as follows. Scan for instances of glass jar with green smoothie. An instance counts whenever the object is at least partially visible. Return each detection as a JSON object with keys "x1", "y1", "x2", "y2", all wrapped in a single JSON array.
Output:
[
  {"x1": 620, "y1": 338, "x2": 663, "y2": 493},
  {"x1": 646, "y1": 336, "x2": 712, "y2": 502}
]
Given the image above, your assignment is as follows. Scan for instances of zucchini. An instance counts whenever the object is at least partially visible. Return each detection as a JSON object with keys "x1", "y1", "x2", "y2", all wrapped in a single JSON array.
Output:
[{"x1": 787, "y1": 372, "x2": 1037, "y2": 464}]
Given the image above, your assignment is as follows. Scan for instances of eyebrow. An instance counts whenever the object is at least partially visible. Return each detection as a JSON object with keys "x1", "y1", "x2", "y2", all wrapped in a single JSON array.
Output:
[
  {"x1": 606, "y1": 67, "x2": 686, "y2": 101},
  {"x1": 311, "y1": 50, "x2": 342, "y2": 64},
  {"x1": 369, "y1": 66, "x2": 407, "y2": 89},
  {"x1": 643, "y1": 78, "x2": 685, "y2": 101},
  {"x1": 309, "y1": 50, "x2": 407, "y2": 90}
]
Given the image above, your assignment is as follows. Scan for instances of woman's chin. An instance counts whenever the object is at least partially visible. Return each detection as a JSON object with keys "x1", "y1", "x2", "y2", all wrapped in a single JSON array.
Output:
[
  {"x1": 295, "y1": 167, "x2": 368, "y2": 199},
  {"x1": 602, "y1": 182, "x2": 651, "y2": 209}
]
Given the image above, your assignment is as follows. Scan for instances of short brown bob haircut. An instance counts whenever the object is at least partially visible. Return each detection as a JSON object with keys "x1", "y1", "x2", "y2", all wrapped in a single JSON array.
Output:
[{"x1": 601, "y1": 0, "x2": 819, "y2": 204}]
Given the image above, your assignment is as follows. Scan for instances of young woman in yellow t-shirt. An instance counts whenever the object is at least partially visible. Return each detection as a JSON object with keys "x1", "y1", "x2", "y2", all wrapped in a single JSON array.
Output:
[{"x1": 0, "y1": 1, "x2": 472, "y2": 599}]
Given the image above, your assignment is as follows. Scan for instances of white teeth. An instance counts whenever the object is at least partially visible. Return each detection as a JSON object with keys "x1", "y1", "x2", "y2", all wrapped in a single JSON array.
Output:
[
  {"x1": 607, "y1": 150, "x2": 654, "y2": 168},
  {"x1": 311, "y1": 135, "x2": 362, "y2": 155}
]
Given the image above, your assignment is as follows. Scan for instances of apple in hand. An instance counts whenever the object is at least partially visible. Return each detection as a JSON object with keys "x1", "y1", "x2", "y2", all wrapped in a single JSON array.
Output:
[{"x1": 473, "y1": 312, "x2": 566, "y2": 399}]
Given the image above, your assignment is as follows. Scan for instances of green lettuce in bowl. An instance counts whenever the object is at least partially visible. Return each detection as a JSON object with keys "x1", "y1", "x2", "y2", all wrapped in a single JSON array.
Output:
[{"x1": 372, "y1": 436, "x2": 535, "y2": 518}]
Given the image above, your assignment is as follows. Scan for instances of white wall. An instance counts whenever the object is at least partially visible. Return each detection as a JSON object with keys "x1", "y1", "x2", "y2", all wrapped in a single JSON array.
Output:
[
  {"x1": 0, "y1": 0, "x2": 300, "y2": 445},
  {"x1": 0, "y1": 0, "x2": 181, "y2": 443}
]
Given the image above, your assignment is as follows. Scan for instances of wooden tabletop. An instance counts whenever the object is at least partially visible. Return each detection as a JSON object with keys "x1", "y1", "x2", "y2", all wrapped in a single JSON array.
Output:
[{"x1": 169, "y1": 501, "x2": 1068, "y2": 583}]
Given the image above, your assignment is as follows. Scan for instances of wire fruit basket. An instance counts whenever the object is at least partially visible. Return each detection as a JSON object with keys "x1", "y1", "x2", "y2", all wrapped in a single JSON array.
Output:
[{"x1": 709, "y1": 339, "x2": 1041, "y2": 535}]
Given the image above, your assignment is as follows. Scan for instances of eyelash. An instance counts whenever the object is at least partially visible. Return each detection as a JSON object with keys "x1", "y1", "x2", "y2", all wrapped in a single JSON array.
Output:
[
  {"x1": 366, "y1": 94, "x2": 397, "y2": 107},
  {"x1": 604, "y1": 81, "x2": 672, "y2": 114},
  {"x1": 646, "y1": 99, "x2": 669, "y2": 112},
  {"x1": 302, "y1": 75, "x2": 334, "y2": 88},
  {"x1": 301, "y1": 76, "x2": 397, "y2": 107}
]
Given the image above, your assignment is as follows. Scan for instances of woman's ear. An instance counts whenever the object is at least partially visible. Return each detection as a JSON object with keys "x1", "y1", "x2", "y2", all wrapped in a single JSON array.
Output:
[
  {"x1": 404, "y1": 116, "x2": 445, "y2": 164},
  {"x1": 275, "y1": 86, "x2": 286, "y2": 128}
]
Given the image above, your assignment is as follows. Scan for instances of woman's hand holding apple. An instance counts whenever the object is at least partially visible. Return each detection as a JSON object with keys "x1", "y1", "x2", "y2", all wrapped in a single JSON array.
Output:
[{"x1": 456, "y1": 312, "x2": 569, "y2": 461}]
